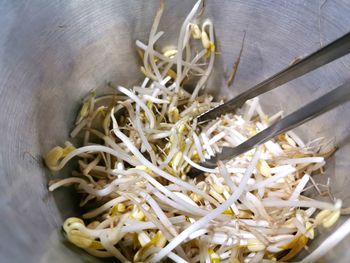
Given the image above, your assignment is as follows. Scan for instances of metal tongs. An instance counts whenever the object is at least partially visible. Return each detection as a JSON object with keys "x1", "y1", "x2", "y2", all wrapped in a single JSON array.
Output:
[{"x1": 188, "y1": 32, "x2": 350, "y2": 178}]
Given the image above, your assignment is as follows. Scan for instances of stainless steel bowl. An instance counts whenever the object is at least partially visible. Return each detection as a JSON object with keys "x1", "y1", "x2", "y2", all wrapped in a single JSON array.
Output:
[{"x1": 1, "y1": 1, "x2": 350, "y2": 262}]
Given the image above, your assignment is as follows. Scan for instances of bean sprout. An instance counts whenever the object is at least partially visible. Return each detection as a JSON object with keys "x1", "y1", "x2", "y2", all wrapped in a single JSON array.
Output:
[{"x1": 45, "y1": 1, "x2": 343, "y2": 262}]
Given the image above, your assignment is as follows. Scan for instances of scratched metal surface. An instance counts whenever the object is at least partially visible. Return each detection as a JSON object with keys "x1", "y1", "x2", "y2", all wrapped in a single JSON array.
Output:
[{"x1": 0, "y1": 0, "x2": 350, "y2": 262}]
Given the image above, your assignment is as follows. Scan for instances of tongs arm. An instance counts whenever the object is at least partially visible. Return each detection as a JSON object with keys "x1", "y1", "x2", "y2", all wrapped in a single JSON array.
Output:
[
  {"x1": 188, "y1": 80, "x2": 350, "y2": 178},
  {"x1": 199, "y1": 32, "x2": 350, "y2": 123}
]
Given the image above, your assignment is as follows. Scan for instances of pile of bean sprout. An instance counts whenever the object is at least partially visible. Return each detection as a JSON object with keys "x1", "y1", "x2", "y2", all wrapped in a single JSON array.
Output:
[{"x1": 45, "y1": 1, "x2": 349, "y2": 262}]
